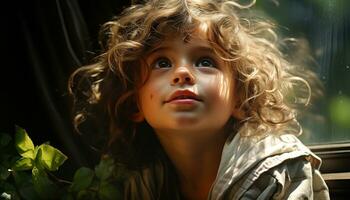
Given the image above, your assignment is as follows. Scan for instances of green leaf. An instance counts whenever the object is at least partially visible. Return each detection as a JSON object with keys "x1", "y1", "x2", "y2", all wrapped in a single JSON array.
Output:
[
  {"x1": 0, "y1": 133, "x2": 12, "y2": 148},
  {"x1": 95, "y1": 157, "x2": 114, "y2": 180},
  {"x1": 36, "y1": 144, "x2": 67, "y2": 171},
  {"x1": 15, "y1": 126, "x2": 35, "y2": 159},
  {"x1": 98, "y1": 182, "x2": 122, "y2": 200},
  {"x1": 20, "y1": 150, "x2": 35, "y2": 160},
  {"x1": 12, "y1": 157, "x2": 33, "y2": 171},
  {"x1": 11, "y1": 170, "x2": 41, "y2": 199},
  {"x1": 11, "y1": 170, "x2": 41, "y2": 200},
  {"x1": 32, "y1": 166, "x2": 59, "y2": 198},
  {"x1": 70, "y1": 167, "x2": 95, "y2": 192}
]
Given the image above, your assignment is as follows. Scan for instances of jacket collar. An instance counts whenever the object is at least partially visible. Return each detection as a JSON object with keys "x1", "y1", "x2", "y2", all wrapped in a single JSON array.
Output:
[{"x1": 209, "y1": 129, "x2": 321, "y2": 199}]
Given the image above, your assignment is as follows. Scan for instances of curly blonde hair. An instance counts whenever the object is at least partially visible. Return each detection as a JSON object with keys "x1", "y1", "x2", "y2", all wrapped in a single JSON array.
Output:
[{"x1": 69, "y1": 0, "x2": 313, "y2": 166}]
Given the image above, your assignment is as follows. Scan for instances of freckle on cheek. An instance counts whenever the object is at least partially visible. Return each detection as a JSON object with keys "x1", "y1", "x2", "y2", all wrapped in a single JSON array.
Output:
[{"x1": 150, "y1": 94, "x2": 153, "y2": 99}]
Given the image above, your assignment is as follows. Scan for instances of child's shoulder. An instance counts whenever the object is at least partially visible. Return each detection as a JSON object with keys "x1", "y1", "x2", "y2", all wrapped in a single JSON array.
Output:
[
  {"x1": 216, "y1": 156, "x2": 329, "y2": 199},
  {"x1": 211, "y1": 133, "x2": 329, "y2": 199},
  {"x1": 223, "y1": 131, "x2": 319, "y2": 168}
]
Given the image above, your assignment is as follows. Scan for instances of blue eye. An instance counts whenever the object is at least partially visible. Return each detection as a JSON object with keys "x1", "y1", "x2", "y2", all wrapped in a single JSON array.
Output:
[
  {"x1": 196, "y1": 57, "x2": 216, "y2": 68},
  {"x1": 154, "y1": 57, "x2": 172, "y2": 68}
]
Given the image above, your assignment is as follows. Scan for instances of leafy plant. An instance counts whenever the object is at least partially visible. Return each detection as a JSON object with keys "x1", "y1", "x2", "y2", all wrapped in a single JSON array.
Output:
[{"x1": 0, "y1": 126, "x2": 123, "y2": 200}]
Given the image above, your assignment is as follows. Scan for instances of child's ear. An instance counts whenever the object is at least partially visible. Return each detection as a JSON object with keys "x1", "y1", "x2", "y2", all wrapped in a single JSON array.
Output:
[{"x1": 131, "y1": 112, "x2": 144, "y2": 122}]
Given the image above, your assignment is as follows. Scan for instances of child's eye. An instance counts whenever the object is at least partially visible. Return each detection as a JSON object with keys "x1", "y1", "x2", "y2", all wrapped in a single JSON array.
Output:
[
  {"x1": 195, "y1": 57, "x2": 216, "y2": 68},
  {"x1": 154, "y1": 57, "x2": 172, "y2": 68}
]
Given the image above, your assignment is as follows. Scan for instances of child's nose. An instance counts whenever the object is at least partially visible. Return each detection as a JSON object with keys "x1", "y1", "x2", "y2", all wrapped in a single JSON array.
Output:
[{"x1": 171, "y1": 66, "x2": 195, "y2": 86}]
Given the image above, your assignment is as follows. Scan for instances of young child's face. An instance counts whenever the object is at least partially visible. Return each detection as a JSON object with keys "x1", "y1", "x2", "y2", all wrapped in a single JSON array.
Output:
[{"x1": 137, "y1": 28, "x2": 239, "y2": 136}]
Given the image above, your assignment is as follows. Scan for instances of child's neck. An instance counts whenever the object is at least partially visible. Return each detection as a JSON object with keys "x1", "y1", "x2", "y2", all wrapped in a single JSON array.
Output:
[{"x1": 155, "y1": 129, "x2": 228, "y2": 200}]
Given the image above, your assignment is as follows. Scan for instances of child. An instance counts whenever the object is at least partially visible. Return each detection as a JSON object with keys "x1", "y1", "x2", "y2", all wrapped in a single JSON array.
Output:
[{"x1": 69, "y1": 0, "x2": 330, "y2": 199}]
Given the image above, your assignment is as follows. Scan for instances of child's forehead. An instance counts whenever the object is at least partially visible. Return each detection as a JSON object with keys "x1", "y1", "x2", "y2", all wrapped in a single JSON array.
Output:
[{"x1": 147, "y1": 25, "x2": 212, "y2": 51}]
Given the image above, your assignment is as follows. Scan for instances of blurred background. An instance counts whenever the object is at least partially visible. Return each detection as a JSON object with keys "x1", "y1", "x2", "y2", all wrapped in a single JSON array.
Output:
[
  {"x1": 1, "y1": 0, "x2": 349, "y2": 179},
  {"x1": 254, "y1": 0, "x2": 350, "y2": 146}
]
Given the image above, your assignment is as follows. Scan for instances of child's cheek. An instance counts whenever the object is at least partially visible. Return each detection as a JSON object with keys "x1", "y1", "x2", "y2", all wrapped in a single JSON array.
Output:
[{"x1": 211, "y1": 75, "x2": 233, "y2": 101}]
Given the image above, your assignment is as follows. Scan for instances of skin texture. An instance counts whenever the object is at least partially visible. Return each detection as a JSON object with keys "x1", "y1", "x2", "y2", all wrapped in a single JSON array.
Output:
[{"x1": 137, "y1": 29, "x2": 240, "y2": 199}]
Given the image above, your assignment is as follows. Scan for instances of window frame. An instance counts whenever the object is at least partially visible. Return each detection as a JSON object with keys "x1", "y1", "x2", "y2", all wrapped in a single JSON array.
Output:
[{"x1": 309, "y1": 143, "x2": 350, "y2": 197}]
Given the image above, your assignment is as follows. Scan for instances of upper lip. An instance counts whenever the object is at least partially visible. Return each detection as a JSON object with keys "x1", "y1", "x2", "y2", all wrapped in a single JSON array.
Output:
[{"x1": 165, "y1": 90, "x2": 201, "y2": 103}]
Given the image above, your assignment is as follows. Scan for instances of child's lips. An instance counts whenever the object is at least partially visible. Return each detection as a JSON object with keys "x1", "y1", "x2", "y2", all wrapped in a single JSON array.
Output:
[
  {"x1": 164, "y1": 90, "x2": 202, "y2": 104},
  {"x1": 167, "y1": 98, "x2": 198, "y2": 104}
]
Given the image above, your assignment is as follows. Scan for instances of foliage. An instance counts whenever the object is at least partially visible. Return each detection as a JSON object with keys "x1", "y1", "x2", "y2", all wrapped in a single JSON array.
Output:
[
  {"x1": 329, "y1": 96, "x2": 350, "y2": 128},
  {"x1": 0, "y1": 126, "x2": 123, "y2": 200}
]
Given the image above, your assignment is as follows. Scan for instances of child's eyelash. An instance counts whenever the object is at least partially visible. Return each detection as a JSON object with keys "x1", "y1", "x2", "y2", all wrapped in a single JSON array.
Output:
[
  {"x1": 150, "y1": 56, "x2": 218, "y2": 69},
  {"x1": 195, "y1": 57, "x2": 217, "y2": 68},
  {"x1": 152, "y1": 57, "x2": 172, "y2": 68}
]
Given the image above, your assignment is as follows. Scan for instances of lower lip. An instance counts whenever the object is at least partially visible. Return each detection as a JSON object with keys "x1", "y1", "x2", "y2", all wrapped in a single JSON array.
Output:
[{"x1": 167, "y1": 99, "x2": 198, "y2": 104}]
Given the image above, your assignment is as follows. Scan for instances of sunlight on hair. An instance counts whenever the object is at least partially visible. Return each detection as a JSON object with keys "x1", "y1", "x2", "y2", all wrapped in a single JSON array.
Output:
[
  {"x1": 198, "y1": 21, "x2": 209, "y2": 33},
  {"x1": 69, "y1": 0, "x2": 317, "y2": 144}
]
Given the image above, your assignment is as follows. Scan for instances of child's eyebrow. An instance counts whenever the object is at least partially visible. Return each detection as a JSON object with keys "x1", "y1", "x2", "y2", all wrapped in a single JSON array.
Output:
[
  {"x1": 192, "y1": 46, "x2": 215, "y2": 54},
  {"x1": 147, "y1": 45, "x2": 215, "y2": 56},
  {"x1": 147, "y1": 46, "x2": 172, "y2": 56}
]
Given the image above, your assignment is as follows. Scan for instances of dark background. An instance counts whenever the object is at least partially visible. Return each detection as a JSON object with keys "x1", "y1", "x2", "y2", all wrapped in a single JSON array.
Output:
[{"x1": 2, "y1": 0, "x2": 131, "y2": 171}]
